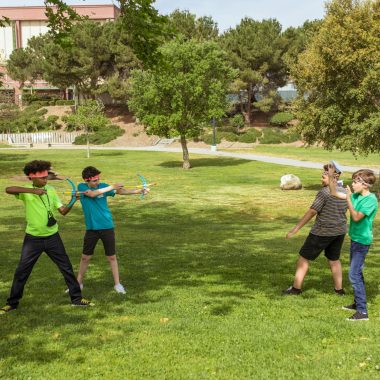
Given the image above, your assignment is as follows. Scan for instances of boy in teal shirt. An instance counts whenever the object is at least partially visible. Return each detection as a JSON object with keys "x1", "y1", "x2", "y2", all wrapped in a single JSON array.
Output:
[
  {"x1": 329, "y1": 167, "x2": 378, "y2": 321},
  {"x1": 71, "y1": 166, "x2": 149, "y2": 294}
]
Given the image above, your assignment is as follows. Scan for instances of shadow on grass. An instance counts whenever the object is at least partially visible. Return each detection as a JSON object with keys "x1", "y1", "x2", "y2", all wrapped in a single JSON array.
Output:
[
  {"x1": 1, "y1": 194, "x2": 379, "y2": 365},
  {"x1": 0, "y1": 153, "x2": 29, "y2": 177},
  {"x1": 159, "y1": 158, "x2": 250, "y2": 168}
]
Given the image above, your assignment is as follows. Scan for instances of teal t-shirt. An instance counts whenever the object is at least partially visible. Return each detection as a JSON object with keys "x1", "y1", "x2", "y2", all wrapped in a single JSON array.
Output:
[
  {"x1": 16, "y1": 184, "x2": 63, "y2": 237},
  {"x1": 349, "y1": 192, "x2": 378, "y2": 245},
  {"x1": 78, "y1": 182, "x2": 116, "y2": 230}
]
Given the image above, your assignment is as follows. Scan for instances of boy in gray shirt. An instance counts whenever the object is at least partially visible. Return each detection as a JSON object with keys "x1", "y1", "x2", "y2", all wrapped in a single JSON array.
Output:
[{"x1": 283, "y1": 163, "x2": 347, "y2": 295}]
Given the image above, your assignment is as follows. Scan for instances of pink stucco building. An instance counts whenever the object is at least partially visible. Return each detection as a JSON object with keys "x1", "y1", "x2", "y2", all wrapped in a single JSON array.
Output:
[{"x1": 0, "y1": 4, "x2": 120, "y2": 103}]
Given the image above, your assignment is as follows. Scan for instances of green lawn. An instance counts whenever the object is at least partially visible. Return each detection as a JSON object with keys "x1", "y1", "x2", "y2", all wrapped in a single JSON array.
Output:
[
  {"x1": 0, "y1": 149, "x2": 380, "y2": 379},
  {"x1": 224, "y1": 145, "x2": 380, "y2": 168}
]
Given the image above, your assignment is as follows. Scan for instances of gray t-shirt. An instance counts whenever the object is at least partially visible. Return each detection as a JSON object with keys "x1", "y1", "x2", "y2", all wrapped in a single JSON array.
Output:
[{"x1": 310, "y1": 186, "x2": 347, "y2": 236}]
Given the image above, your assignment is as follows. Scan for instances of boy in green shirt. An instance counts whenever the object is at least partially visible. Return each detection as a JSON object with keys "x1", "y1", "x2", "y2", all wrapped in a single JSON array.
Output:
[
  {"x1": 0, "y1": 160, "x2": 93, "y2": 315},
  {"x1": 329, "y1": 166, "x2": 378, "y2": 321}
]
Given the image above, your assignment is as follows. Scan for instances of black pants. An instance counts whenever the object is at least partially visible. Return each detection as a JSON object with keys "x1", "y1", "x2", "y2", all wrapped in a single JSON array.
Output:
[{"x1": 7, "y1": 233, "x2": 82, "y2": 307}]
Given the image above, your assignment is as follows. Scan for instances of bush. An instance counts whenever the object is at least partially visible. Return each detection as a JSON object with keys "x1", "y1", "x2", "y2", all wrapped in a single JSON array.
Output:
[
  {"x1": 56, "y1": 100, "x2": 75, "y2": 106},
  {"x1": 200, "y1": 133, "x2": 221, "y2": 145},
  {"x1": 285, "y1": 128, "x2": 301, "y2": 143},
  {"x1": 219, "y1": 125, "x2": 237, "y2": 133},
  {"x1": 259, "y1": 128, "x2": 288, "y2": 144},
  {"x1": 269, "y1": 112, "x2": 294, "y2": 127},
  {"x1": 237, "y1": 129, "x2": 262, "y2": 143},
  {"x1": 219, "y1": 131, "x2": 239, "y2": 142},
  {"x1": 230, "y1": 114, "x2": 245, "y2": 130},
  {"x1": 73, "y1": 125, "x2": 124, "y2": 145}
]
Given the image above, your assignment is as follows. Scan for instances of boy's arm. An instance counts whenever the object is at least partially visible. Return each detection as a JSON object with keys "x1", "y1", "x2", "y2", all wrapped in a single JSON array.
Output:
[
  {"x1": 346, "y1": 187, "x2": 365, "y2": 222},
  {"x1": 327, "y1": 167, "x2": 346, "y2": 200},
  {"x1": 286, "y1": 208, "x2": 317, "y2": 239},
  {"x1": 57, "y1": 202, "x2": 76, "y2": 216},
  {"x1": 5, "y1": 186, "x2": 46, "y2": 196},
  {"x1": 83, "y1": 183, "x2": 124, "y2": 198},
  {"x1": 116, "y1": 187, "x2": 150, "y2": 196}
]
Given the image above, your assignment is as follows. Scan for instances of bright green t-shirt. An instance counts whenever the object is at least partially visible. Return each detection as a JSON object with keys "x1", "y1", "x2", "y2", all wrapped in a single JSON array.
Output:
[
  {"x1": 349, "y1": 192, "x2": 378, "y2": 245},
  {"x1": 16, "y1": 184, "x2": 63, "y2": 237}
]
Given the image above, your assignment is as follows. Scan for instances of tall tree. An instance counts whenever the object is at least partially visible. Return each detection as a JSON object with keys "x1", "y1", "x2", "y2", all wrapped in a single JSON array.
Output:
[
  {"x1": 22, "y1": 21, "x2": 140, "y2": 100},
  {"x1": 128, "y1": 40, "x2": 236, "y2": 169},
  {"x1": 281, "y1": 20, "x2": 322, "y2": 72},
  {"x1": 291, "y1": 0, "x2": 380, "y2": 154},
  {"x1": 168, "y1": 9, "x2": 219, "y2": 41},
  {"x1": 220, "y1": 18, "x2": 286, "y2": 123},
  {"x1": 6, "y1": 48, "x2": 41, "y2": 104},
  {"x1": 44, "y1": 0, "x2": 85, "y2": 38}
]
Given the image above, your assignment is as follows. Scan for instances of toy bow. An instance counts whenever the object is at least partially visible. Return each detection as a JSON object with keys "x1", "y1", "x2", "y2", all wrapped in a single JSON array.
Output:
[
  {"x1": 65, "y1": 178, "x2": 78, "y2": 208},
  {"x1": 137, "y1": 174, "x2": 149, "y2": 200}
]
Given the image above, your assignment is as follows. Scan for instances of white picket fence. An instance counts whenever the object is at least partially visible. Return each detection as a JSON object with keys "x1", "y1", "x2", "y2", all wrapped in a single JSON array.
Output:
[{"x1": 0, "y1": 132, "x2": 82, "y2": 146}]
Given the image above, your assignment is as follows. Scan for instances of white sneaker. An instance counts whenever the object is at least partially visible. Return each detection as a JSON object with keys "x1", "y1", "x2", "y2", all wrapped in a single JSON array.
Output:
[
  {"x1": 65, "y1": 283, "x2": 83, "y2": 293},
  {"x1": 114, "y1": 283, "x2": 126, "y2": 294}
]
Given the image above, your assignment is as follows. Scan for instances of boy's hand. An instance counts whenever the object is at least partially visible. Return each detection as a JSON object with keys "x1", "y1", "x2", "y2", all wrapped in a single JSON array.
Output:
[
  {"x1": 327, "y1": 165, "x2": 336, "y2": 177},
  {"x1": 140, "y1": 187, "x2": 150, "y2": 195},
  {"x1": 286, "y1": 228, "x2": 297, "y2": 239},
  {"x1": 112, "y1": 183, "x2": 124, "y2": 190},
  {"x1": 32, "y1": 188, "x2": 47, "y2": 195},
  {"x1": 346, "y1": 185, "x2": 352, "y2": 197}
]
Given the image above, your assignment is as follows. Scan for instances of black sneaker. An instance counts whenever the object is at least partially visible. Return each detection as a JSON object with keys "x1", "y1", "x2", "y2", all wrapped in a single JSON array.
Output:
[
  {"x1": 342, "y1": 303, "x2": 356, "y2": 311},
  {"x1": 72, "y1": 298, "x2": 94, "y2": 307},
  {"x1": 346, "y1": 311, "x2": 368, "y2": 321},
  {"x1": 334, "y1": 288, "x2": 346, "y2": 296},
  {"x1": 0, "y1": 305, "x2": 16, "y2": 315},
  {"x1": 282, "y1": 286, "x2": 302, "y2": 295}
]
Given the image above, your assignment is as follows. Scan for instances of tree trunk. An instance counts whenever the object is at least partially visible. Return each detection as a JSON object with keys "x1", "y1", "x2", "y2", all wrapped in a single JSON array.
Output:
[
  {"x1": 246, "y1": 83, "x2": 252, "y2": 124},
  {"x1": 180, "y1": 134, "x2": 191, "y2": 169}
]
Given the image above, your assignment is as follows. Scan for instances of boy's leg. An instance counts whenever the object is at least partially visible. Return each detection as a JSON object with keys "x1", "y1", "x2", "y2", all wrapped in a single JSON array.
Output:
[
  {"x1": 293, "y1": 256, "x2": 309, "y2": 289},
  {"x1": 78, "y1": 230, "x2": 99, "y2": 285},
  {"x1": 107, "y1": 255, "x2": 120, "y2": 285},
  {"x1": 77, "y1": 255, "x2": 92, "y2": 286},
  {"x1": 349, "y1": 241, "x2": 369, "y2": 314},
  {"x1": 328, "y1": 260, "x2": 343, "y2": 290},
  {"x1": 6, "y1": 235, "x2": 44, "y2": 308},
  {"x1": 325, "y1": 234, "x2": 345, "y2": 291},
  {"x1": 99, "y1": 229, "x2": 121, "y2": 286},
  {"x1": 44, "y1": 233, "x2": 82, "y2": 304}
]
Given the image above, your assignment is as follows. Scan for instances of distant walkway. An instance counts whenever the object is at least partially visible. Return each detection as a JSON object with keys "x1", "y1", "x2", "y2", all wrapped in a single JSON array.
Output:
[{"x1": 0, "y1": 145, "x2": 375, "y2": 173}]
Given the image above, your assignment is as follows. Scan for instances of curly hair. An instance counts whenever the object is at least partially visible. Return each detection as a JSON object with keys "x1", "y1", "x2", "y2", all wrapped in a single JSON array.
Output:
[
  {"x1": 23, "y1": 160, "x2": 51, "y2": 176},
  {"x1": 82, "y1": 166, "x2": 101, "y2": 180}
]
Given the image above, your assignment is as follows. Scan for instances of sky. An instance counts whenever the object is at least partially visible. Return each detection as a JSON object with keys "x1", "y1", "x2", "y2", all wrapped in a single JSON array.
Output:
[{"x1": 0, "y1": 0, "x2": 326, "y2": 31}]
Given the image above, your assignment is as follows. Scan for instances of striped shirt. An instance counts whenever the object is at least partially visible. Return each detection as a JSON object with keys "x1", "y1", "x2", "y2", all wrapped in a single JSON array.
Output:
[{"x1": 310, "y1": 186, "x2": 347, "y2": 236}]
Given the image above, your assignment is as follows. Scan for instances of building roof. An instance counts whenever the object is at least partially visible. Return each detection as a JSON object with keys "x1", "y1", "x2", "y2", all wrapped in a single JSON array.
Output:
[{"x1": 0, "y1": 4, "x2": 120, "y2": 21}]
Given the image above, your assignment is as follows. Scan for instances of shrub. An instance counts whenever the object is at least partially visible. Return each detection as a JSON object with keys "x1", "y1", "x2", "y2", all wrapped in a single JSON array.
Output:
[
  {"x1": 200, "y1": 133, "x2": 221, "y2": 145},
  {"x1": 219, "y1": 131, "x2": 239, "y2": 142},
  {"x1": 73, "y1": 125, "x2": 124, "y2": 145},
  {"x1": 230, "y1": 114, "x2": 245, "y2": 130},
  {"x1": 237, "y1": 129, "x2": 262, "y2": 143},
  {"x1": 56, "y1": 100, "x2": 75, "y2": 106},
  {"x1": 269, "y1": 112, "x2": 294, "y2": 127},
  {"x1": 285, "y1": 128, "x2": 301, "y2": 143},
  {"x1": 219, "y1": 125, "x2": 237, "y2": 133},
  {"x1": 259, "y1": 128, "x2": 287, "y2": 144}
]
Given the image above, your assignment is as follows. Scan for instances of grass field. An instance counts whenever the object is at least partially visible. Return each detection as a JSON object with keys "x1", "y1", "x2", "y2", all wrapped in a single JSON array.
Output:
[
  {"x1": 225, "y1": 145, "x2": 380, "y2": 169},
  {"x1": 0, "y1": 149, "x2": 380, "y2": 379}
]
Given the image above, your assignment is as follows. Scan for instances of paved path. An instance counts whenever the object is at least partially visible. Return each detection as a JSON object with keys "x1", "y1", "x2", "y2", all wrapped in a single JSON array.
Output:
[{"x1": 1, "y1": 145, "x2": 376, "y2": 173}]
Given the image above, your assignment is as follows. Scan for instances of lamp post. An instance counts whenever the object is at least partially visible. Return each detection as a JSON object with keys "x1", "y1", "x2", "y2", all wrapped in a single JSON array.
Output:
[{"x1": 211, "y1": 117, "x2": 217, "y2": 152}]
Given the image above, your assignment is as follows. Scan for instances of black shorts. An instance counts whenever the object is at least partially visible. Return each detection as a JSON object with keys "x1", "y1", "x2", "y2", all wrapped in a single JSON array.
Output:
[
  {"x1": 299, "y1": 233, "x2": 345, "y2": 261},
  {"x1": 83, "y1": 229, "x2": 116, "y2": 257}
]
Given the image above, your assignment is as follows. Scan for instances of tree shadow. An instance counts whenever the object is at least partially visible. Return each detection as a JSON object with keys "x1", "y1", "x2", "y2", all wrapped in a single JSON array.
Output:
[{"x1": 159, "y1": 158, "x2": 250, "y2": 168}]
